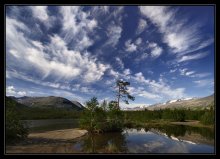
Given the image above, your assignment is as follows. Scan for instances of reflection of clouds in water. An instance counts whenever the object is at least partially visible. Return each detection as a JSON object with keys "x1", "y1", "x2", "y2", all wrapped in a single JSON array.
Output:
[
  {"x1": 125, "y1": 129, "x2": 193, "y2": 153},
  {"x1": 123, "y1": 128, "x2": 154, "y2": 135},
  {"x1": 165, "y1": 142, "x2": 190, "y2": 153},
  {"x1": 127, "y1": 139, "x2": 190, "y2": 153},
  {"x1": 143, "y1": 141, "x2": 165, "y2": 152}
]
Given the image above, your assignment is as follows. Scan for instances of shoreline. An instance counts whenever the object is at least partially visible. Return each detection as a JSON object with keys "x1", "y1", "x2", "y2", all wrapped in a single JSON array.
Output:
[
  {"x1": 6, "y1": 128, "x2": 88, "y2": 153},
  {"x1": 28, "y1": 128, "x2": 88, "y2": 141}
]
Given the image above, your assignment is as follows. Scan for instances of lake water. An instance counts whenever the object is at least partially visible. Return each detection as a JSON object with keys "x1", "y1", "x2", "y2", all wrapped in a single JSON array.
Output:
[
  {"x1": 23, "y1": 119, "x2": 79, "y2": 133},
  {"x1": 23, "y1": 119, "x2": 214, "y2": 153}
]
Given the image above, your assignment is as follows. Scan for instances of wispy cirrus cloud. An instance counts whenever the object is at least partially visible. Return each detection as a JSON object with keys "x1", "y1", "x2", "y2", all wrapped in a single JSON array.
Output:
[
  {"x1": 6, "y1": 6, "x2": 214, "y2": 106},
  {"x1": 179, "y1": 68, "x2": 212, "y2": 79},
  {"x1": 29, "y1": 6, "x2": 49, "y2": 22},
  {"x1": 177, "y1": 52, "x2": 209, "y2": 62},
  {"x1": 139, "y1": 6, "x2": 213, "y2": 62},
  {"x1": 132, "y1": 72, "x2": 186, "y2": 100},
  {"x1": 128, "y1": 86, "x2": 161, "y2": 100},
  {"x1": 6, "y1": 15, "x2": 109, "y2": 83},
  {"x1": 59, "y1": 6, "x2": 98, "y2": 51},
  {"x1": 193, "y1": 79, "x2": 214, "y2": 87}
]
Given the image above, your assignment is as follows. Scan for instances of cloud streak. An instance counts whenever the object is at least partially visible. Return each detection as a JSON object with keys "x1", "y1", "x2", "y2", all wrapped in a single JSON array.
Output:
[
  {"x1": 139, "y1": 6, "x2": 213, "y2": 62},
  {"x1": 6, "y1": 16, "x2": 109, "y2": 83}
]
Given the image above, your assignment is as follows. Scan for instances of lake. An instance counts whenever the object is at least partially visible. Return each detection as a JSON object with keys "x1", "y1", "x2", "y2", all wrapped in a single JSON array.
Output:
[
  {"x1": 21, "y1": 119, "x2": 214, "y2": 153},
  {"x1": 23, "y1": 119, "x2": 79, "y2": 133}
]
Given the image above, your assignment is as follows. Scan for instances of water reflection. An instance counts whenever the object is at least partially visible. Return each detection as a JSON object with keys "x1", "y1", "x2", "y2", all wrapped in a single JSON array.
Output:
[
  {"x1": 73, "y1": 125, "x2": 214, "y2": 153},
  {"x1": 143, "y1": 125, "x2": 214, "y2": 141},
  {"x1": 75, "y1": 132, "x2": 127, "y2": 153}
]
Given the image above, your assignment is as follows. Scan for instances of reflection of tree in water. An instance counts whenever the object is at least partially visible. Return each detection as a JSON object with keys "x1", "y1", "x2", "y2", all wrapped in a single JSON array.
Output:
[
  {"x1": 185, "y1": 126, "x2": 214, "y2": 140},
  {"x1": 80, "y1": 132, "x2": 127, "y2": 153}
]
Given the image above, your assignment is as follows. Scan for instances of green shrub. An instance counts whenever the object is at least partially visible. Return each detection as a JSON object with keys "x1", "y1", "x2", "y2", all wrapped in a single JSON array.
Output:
[
  {"x1": 6, "y1": 101, "x2": 29, "y2": 143},
  {"x1": 200, "y1": 111, "x2": 214, "y2": 125}
]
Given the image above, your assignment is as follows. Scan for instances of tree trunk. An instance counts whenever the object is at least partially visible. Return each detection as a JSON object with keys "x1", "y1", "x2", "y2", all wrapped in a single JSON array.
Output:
[{"x1": 117, "y1": 85, "x2": 120, "y2": 109}]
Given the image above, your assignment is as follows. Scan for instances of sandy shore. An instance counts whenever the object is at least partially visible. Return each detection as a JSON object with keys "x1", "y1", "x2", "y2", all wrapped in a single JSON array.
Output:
[
  {"x1": 28, "y1": 128, "x2": 88, "y2": 141},
  {"x1": 170, "y1": 120, "x2": 214, "y2": 128},
  {"x1": 6, "y1": 128, "x2": 88, "y2": 153}
]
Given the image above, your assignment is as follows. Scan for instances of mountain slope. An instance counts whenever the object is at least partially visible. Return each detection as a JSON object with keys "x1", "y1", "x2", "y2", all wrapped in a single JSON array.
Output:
[
  {"x1": 6, "y1": 96, "x2": 82, "y2": 119},
  {"x1": 12, "y1": 96, "x2": 83, "y2": 111},
  {"x1": 146, "y1": 94, "x2": 214, "y2": 110}
]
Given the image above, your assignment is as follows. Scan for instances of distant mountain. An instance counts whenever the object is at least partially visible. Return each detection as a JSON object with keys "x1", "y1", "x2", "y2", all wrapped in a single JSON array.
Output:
[
  {"x1": 6, "y1": 96, "x2": 29, "y2": 110},
  {"x1": 10, "y1": 96, "x2": 84, "y2": 111},
  {"x1": 146, "y1": 94, "x2": 214, "y2": 110},
  {"x1": 72, "y1": 101, "x2": 85, "y2": 109}
]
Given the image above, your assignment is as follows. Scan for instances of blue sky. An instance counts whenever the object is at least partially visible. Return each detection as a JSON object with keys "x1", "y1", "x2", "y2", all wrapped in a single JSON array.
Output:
[{"x1": 6, "y1": 6, "x2": 214, "y2": 108}]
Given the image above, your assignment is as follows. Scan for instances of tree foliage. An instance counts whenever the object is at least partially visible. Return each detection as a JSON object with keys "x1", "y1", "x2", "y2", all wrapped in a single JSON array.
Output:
[
  {"x1": 115, "y1": 79, "x2": 135, "y2": 108},
  {"x1": 80, "y1": 98, "x2": 124, "y2": 133},
  {"x1": 6, "y1": 97, "x2": 29, "y2": 143}
]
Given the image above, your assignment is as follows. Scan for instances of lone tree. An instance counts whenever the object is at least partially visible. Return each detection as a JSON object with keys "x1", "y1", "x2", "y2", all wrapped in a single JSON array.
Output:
[{"x1": 115, "y1": 79, "x2": 135, "y2": 109}]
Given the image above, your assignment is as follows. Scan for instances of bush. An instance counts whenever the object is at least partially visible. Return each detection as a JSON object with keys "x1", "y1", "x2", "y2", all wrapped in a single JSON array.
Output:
[
  {"x1": 200, "y1": 111, "x2": 214, "y2": 125},
  {"x1": 80, "y1": 98, "x2": 124, "y2": 133},
  {"x1": 6, "y1": 101, "x2": 29, "y2": 143}
]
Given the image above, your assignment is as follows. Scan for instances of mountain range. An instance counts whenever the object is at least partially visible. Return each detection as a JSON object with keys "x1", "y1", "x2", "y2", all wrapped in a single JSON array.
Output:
[
  {"x1": 8, "y1": 96, "x2": 84, "y2": 111},
  {"x1": 123, "y1": 94, "x2": 214, "y2": 111}
]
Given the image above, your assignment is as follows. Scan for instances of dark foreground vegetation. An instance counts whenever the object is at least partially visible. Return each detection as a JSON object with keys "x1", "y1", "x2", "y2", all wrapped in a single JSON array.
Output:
[{"x1": 6, "y1": 97, "x2": 29, "y2": 144}]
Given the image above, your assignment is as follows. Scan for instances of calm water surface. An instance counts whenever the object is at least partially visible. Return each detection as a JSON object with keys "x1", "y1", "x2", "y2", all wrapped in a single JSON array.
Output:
[{"x1": 23, "y1": 119, "x2": 214, "y2": 153}]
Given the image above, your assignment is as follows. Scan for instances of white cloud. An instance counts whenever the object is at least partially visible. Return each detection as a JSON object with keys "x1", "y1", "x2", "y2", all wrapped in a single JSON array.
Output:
[
  {"x1": 123, "y1": 69, "x2": 131, "y2": 76},
  {"x1": 17, "y1": 91, "x2": 27, "y2": 96},
  {"x1": 149, "y1": 78, "x2": 185, "y2": 99},
  {"x1": 194, "y1": 79, "x2": 214, "y2": 87},
  {"x1": 105, "y1": 22, "x2": 122, "y2": 47},
  {"x1": 133, "y1": 72, "x2": 150, "y2": 84},
  {"x1": 115, "y1": 57, "x2": 124, "y2": 69},
  {"x1": 125, "y1": 39, "x2": 137, "y2": 52},
  {"x1": 109, "y1": 69, "x2": 120, "y2": 78},
  {"x1": 190, "y1": 73, "x2": 211, "y2": 78},
  {"x1": 132, "y1": 72, "x2": 185, "y2": 99},
  {"x1": 147, "y1": 70, "x2": 153, "y2": 75},
  {"x1": 178, "y1": 52, "x2": 208, "y2": 62},
  {"x1": 6, "y1": 86, "x2": 16, "y2": 95},
  {"x1": 105, "y1": 79, "x2": 115, "y2": 85},
  {"x1": 138, "y1": 91, "x2": 161, "y2": 99},
  {"x1": 128, "y1": 86, "x2": 160, "y2": 100},
  {"x1": 135, "y1": 53, "x2": 149, "y2": 62},
  {"x1": 6, "y1": 85, "x2": 27, "y2": 97},
  {"x1": 60, "y1": 6, "x2": 97, "y2": 51},
  {"x1": 139, "y1": 6, "x2": 213, "y2": 59},
  {"x1": 185, "y1": 71, "x2": 195, "y2": 76},
  {"x1": 180, "y1": 38, "x2": 214, "y2": 56},
  {"x1": 80, "y1": 87, "x2": 90, "y2": 93},
  {"x1": 6, "y1": 16, "x2": 109, "y2": 83},
  {"x1": 170, "y1": 69, "x2": 177, "y2": 73},
  {"x1": 179, "y1": 68, "x2": 195, "y2": 76},
  {"x1": 179, "y1": 68, "x2": 188, "y2": 75},
  {"x1": 136, "y1": 18, "x2": 148, "y2": 35},
  {"x1": 30, "y1": 6, "x2": 49, "y2": 22},
  {"x1": 135, "y1": 38, "x2": 142, "y2": 45},
  {"x1": 148, "y1": 42, "x2": 163, "y2": 58}
]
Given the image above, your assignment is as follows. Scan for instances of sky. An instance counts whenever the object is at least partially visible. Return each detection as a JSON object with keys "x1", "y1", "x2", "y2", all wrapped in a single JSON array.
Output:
[{"x1": 5, "y1": 6, "x2": 214, "y2": 108}]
